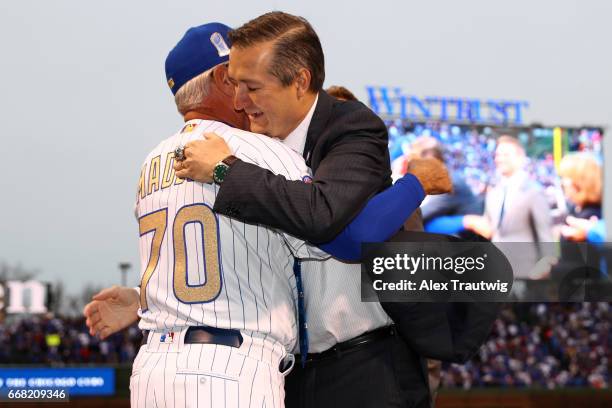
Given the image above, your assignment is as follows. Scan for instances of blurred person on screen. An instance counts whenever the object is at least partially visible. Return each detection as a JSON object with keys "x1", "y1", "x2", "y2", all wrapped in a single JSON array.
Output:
[
  {"x1": 464, "y1": 136, "x2": 553, "y2": 280},
  {"x1": 558, "y1": 153, "x2": 602, "y2": 224},
  {"x1": 555, "y1": 153, "x2": 609, "y2": 294},
  {"x1": 562, "y1": 217, "x2": 606, "y2": 243}
]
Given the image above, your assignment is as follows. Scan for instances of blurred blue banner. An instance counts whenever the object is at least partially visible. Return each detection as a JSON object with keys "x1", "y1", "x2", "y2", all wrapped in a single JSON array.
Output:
[{"x1": 0, "y1": 367, "x2": 115, "y2": 396}]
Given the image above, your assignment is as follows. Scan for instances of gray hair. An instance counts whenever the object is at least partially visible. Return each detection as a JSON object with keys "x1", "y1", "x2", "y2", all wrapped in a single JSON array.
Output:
[{"x1": 174, "y1": 67, "x2": 214, "y2": 115}]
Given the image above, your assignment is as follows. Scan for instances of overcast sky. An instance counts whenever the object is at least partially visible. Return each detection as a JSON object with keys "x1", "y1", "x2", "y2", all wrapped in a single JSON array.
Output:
[{"x1": 0, "y1": 0, "x2": 610, "y2": 294}]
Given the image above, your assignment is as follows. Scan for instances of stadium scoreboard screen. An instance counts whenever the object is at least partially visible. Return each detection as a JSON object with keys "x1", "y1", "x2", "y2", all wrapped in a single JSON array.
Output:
[{"x1": 386, "y1": 120, "x2": 603, "y2": 195}]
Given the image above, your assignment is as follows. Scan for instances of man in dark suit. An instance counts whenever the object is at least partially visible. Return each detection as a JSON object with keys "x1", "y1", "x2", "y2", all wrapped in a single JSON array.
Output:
[{"x1": 174, "y1": 12, "x2": 460, "y2": 408}]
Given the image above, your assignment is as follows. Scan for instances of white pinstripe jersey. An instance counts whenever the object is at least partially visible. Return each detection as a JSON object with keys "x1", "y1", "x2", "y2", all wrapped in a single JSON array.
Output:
[{"x1": 135, "y1": 119, "x2": 319, "y2": 352}]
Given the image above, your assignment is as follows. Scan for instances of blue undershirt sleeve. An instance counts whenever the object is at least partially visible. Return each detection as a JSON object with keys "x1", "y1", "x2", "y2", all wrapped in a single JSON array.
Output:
[
  {"x1": 424, "y1": 215, "x2": 466, "y2": 235},
  {"x1": 587, "y1": 219, "x2": 606, "y2": 244},
  {"x1": 318, "y1": 173, "x2": 426, "y2": 261}
]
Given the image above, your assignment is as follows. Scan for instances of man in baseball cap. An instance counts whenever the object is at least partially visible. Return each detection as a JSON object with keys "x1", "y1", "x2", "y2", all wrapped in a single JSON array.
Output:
[{"x1": 86, "y1": 22, "x2": 311, "y2": 407}]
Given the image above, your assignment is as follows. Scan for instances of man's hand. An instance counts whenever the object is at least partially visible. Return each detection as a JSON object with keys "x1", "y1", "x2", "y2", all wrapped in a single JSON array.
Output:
[
  {"x1": 529, "y1": 255, "x2": 558, "y2": 280},
  {"x1": 174, "y1": 132, "x2": 232, "y2": 183},
  {"x1": 406, "y1": 158, "x2": 452, "y2": 195},
  {"x1": 463, "y1": 215, "x2": 493, "y2": 239},
  {"x1": 83, "y1": 285, "x2": 140, "y2": 340},
  {"x1": 560, "y1": 215, "x2": 599, "y2": 242}
]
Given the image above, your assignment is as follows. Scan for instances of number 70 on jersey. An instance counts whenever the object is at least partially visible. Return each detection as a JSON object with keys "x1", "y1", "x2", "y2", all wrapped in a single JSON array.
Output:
[{"x1": 138, "y1": 204, "x2": 222, "y2": 310}]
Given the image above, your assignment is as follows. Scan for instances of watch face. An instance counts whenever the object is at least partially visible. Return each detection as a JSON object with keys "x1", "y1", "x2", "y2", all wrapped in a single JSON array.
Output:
[{"x1": 214, "y1": 163, "x2": 229, "y2": 183}]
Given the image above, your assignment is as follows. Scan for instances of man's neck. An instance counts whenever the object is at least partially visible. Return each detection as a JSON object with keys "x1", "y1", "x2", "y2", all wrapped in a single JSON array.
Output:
[
  {"x1": 501, "y1": 169, "x2": 525, "y2": 183},
  {"x1": 183, "y1": 107, "x2": 249, "y2": 130},
  {"x1": 183, "y1": 111, "x2": 217, "y2": 122},
  {"x1": 282, "y1": 93, "x2": 319, "y2": 154},
  {"x1": 181, "y1": 79, "x2": 250, "y2": 130},
  {"x1": 281, "y1": 92, "x2": 317, "y2": 139}
]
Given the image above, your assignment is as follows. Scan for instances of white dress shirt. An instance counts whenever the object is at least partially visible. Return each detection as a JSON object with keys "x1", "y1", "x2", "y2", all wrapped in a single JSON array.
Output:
[
  {"x1": 282, "y1": 94, "x2": 392, "y2": 353},
  {"x1": 283, "y1": 94, "x2": 318, "y2": 155}
]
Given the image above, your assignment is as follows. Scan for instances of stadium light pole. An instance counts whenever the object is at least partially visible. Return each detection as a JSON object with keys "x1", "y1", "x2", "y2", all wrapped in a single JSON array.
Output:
[{"x1": 119, "y1": 262, "x2": 132, "y2": 287}]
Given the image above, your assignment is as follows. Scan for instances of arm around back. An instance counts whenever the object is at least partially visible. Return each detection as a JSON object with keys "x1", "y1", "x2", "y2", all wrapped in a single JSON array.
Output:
[{"x1": 214, "y1": 97, "x2": 391, "y2": 243}]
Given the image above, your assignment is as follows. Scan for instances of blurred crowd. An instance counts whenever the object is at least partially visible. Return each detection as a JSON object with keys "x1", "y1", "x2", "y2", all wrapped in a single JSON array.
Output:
[
  {"x1": 0, "y1": 304, "x2": 608, "y2": 389},
  {"x1": 0, "y1": 315, "x2": 142, "y2": 365},
  {"x1": 442, "y1": 302, "x2": 610, "y2": 389}
]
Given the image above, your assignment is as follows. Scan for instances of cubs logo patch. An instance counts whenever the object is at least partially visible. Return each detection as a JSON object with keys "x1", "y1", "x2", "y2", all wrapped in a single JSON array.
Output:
[
  {"x1": 302, "y1": 175, "x2": 313, "y2": 184},
  {"x1": 210, "y1": 32, "x2": 230, "y2": 57}
]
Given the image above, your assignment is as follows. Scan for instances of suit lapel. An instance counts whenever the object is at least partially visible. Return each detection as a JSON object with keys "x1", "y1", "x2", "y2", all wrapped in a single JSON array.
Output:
[{"x1": 304, "y1": 91, "x2": 335, "y2": 168}]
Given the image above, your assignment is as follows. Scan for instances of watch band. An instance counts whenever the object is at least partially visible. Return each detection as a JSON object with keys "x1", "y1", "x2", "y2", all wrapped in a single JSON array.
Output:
[
  {"x1": 222, "y1": 155, "x2": 238, "y2": 167},
  {"x1": 213, "y1": 155, "x2": 238, "y2": 184}
]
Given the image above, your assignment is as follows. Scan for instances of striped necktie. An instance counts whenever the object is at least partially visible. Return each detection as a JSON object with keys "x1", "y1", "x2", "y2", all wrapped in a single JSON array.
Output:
[{"x1": 497, "y1": 186, "x2": 507, "y2": 229}]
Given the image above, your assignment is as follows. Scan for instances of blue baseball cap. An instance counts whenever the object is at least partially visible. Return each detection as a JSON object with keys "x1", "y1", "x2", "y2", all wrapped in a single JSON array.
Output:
[{"x1": 165, "y1": 22, "x2": 232, "y2": 95}]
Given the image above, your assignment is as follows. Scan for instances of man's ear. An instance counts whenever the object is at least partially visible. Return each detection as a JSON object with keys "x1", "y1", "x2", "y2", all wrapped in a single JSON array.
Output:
[
  {"x1": 295, "y1": 68, "x2": 312, "y2": 98},
  {"x1": 214, "y1": 64, "x2": 234, "y2": 97}
]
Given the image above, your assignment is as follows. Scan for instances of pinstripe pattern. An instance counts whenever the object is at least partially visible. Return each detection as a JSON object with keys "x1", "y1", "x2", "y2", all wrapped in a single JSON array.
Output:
[
  {"x1": 129, "y1": 334, "x2": 285, "y2": 408},
  {"x1": 133, "y1": 120, "x2": 312, "y2": 407},
  {"x1": 298, "y1": 258, "x2": 393, "y2": 353},
  {"x1": 136, "y1": 119, "x2": 313, "y2": 350}
]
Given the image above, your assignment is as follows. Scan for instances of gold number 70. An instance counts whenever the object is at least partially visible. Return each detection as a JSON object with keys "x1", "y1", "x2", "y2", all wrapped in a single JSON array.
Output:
[{"x1": 138, "y1": 204, "x2": 222, "y2": 311}]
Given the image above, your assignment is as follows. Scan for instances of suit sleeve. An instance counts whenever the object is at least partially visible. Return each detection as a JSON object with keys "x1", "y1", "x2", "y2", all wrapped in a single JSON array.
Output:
[{"x1": 213, "y1": 110, "x2": 390, "y2": 243}]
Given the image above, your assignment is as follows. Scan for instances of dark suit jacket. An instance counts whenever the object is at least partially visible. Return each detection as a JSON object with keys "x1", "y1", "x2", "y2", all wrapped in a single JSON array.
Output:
[{"x1": 214, "y1": 91, "x2": 391, "y2": 243}]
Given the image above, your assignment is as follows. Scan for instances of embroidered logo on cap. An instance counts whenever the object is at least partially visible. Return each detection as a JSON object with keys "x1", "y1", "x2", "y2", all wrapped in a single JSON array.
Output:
[
  {"x1": 168, "y1": 78, "x2": 175, "y2": 90},
  {"x1": 210, "y1": 32, "x2": 230, "y2": 57}
]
